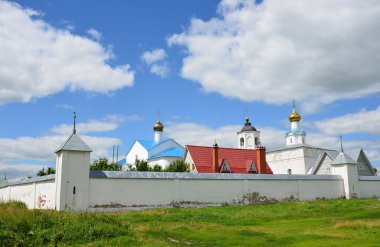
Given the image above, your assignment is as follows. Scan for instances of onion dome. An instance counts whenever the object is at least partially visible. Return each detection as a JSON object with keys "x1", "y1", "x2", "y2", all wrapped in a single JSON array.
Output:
[
  {"x1": 289, "y1": 103, "x2": 301, "y2": 122},
  {"x1": 240, "y1": 116, "x2": 257, "y2": 132},
  {"x1": 153, "y1": 120, "x2": 164, "y2": 132}
]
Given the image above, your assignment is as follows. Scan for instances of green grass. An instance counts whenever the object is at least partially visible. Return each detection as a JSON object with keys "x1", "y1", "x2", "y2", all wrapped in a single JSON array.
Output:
[{"x1": 1, "y1": 199, "x2": 380, "y2": 246}]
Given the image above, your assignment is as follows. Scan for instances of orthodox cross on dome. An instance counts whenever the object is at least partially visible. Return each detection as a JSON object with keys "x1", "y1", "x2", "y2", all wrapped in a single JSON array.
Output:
[
  {"x1": 292, "y1": 99, "x2": 296, "y2": 109},
  {"x1": 73, "y1": 112, "x2": 76, "y2": 134},
  {"x1": 340, "y1": 135, "x2": 344, "y2": 153},
  {"x1": 157, "y1": 110, "x2": 161, "y2": 121}
]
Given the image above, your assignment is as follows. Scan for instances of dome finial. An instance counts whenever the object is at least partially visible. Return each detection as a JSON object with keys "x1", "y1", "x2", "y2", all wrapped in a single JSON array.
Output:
[
  {"x1": 153, "y1": 110, "x2": 164, "y2": 132},
  {"x1": 289, "y1": 100, "x2": 301, "y2": 122},
  {"x1": 73, "y1": 112, "x2": 76, "y2": 134}
]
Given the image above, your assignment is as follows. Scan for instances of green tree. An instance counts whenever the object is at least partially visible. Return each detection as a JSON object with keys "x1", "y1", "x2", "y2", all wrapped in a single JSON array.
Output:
[
  {"x1": 164, "y1": 159, "x2": 190, "y2": 172},
  {"x1": 90, "y1": 157, "x2": 122, "y2": 171},
  {"x1": 36, "y1": 167, "x2": 56, "y2": 176},
  {"x1": 134, "y1": 159, "x2": 150, "y2": 171},
  {"x1": 152, "y1": 164, "x2": 163, "y2": 172}
]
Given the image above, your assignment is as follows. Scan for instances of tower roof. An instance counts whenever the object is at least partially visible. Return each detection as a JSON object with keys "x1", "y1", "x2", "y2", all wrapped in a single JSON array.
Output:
[
  {"x1": 331, "y1": 152, "x2": 357, "y2": 166},
  {"x1": 55, "y1": 133, "x2": 92, "y2": 153},
  {"x1": 153, "y1": 111, "x2": 164, "y2": 132},
  {"x1": 153, "y1": 120, "x2": 164, "y2": 132},
  {"x1": 289, "y1": 101, "x2": 301, "y2": 122},
  {"x1": 240, "y1": 116, "x2": 257, "y2": 132}
]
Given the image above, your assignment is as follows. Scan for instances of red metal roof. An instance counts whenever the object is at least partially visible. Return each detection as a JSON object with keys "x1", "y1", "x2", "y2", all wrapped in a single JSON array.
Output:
[{"x1": 186, "y1": 145, "x2": 273, "y2": 174}]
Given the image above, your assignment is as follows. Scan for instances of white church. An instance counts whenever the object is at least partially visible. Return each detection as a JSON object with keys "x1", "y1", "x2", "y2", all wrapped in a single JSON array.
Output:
[
  {"x1": 117, "y1": 116, "x2": 184, "y2": 169},
  {"x1": 265, "y1": 103, "x2": 377, "y2": 176}
]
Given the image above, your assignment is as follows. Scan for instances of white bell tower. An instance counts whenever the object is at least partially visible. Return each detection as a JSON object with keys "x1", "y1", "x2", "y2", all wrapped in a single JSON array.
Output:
[
  {"x1": 237, "y1": 115, "x2": 261, "y2": 149},
  {"x1": 286, "y1": 101, "x2": 306, "y2": 146}
]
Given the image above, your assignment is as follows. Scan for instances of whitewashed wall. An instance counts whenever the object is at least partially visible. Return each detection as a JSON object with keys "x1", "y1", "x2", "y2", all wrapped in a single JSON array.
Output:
[
  {"x1": 358, "y1": 176, "x2": 380, "y2": 198},
  {"x1": 0, "y1": 176, "x2": 55, "y2": 209},
  {"x1": 88, "y1": 172, "x2": 345, "y2": 209}
]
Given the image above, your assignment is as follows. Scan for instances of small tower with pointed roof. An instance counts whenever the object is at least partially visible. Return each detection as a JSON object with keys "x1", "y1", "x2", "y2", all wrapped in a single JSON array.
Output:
[
  {"x1": 286, "y1": 101, "x2": 306, "y2": 146},
  {"x1": 237, "y1": 114, "x2": 261, "y2": 149},
  {"x1": 55, "y1": 112, "x2": 92, "y2": 211},
  {"x1": 332, "y1": 136, "x2": 359, "y2": 199}
]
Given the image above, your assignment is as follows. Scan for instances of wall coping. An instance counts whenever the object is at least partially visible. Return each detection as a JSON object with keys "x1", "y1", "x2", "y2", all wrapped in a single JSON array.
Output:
[
  {"x1": 359, "y1": 176, "x2": 380, "y2": 181},
  {"x1": 0, "y1": 174, "x2": 55, "y2": 188},
  {"x1": 90, "y1": 171, "x2": 343, "y2": 180}
]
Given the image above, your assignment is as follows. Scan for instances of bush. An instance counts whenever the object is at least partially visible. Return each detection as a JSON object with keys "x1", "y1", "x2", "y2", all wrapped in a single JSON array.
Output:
[
  {"x1": 90, "y1": 157, "x2": 122, "y2": 171},
  {"x1": 164, "y1": 159, "x2": 190, "y2": 172}
]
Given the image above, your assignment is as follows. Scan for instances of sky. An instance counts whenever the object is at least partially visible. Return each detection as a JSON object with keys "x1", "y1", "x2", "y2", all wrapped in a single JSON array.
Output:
[{"x1": 0, "y1": 0, "x2": 379, "y2": 179}]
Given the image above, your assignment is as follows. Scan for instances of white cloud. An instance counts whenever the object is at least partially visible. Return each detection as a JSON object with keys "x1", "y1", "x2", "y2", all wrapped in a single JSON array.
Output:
[
  {"x1": 315, "y1": 106, "x2": 380, "y2": 135},
  {"x1": 0, "y1": 163, "x2": 45, "y2": 180},
  {"x1": 141, "y1": 49, "x2": 170, "y2": 77},
  {"x1": 87, "y1": 28, "x2": 102, "y2": 41},
  {"x1": 141, "y1": 49, "x2": 167, "y2": 65},
  {"x1": 169, "y1": 0, "x2": 380, "y2": 113},
  {"x1": 55, "y1": 103, "x2": 74, "y2": 110},
  {"x1": 150, "y1": 63, "x2": 170, "y2": 78},
  {"x1": 0, "y1": 1, "x2": 134, "y2": 104},
  {"x1": 124, "y1": 114, "x2": 144, "y2": 122},
  {"x1": 166, "y1": 122, "x2": 285, "y2": 149}
]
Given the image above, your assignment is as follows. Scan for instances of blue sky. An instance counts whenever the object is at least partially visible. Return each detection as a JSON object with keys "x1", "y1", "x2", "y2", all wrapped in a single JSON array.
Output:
[{"x1": 0, "y1": 0, "x2": 379, "y2": 178}]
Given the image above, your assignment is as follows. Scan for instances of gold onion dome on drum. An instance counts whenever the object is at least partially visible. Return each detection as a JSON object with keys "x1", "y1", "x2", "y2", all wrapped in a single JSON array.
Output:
[
  {"x1": 153, "y1": 120, "x2": 164, "y2": 132},
  {"x1": 289, "y1": 104, "x2": 301, "y2": 122}
]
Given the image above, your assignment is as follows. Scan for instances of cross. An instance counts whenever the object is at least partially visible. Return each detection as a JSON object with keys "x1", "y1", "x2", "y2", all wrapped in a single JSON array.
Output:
[
  {"x1": 73, "y1": 112, "x2": 76, "y2": 134},
  {"x1": 340, "y1": 135, "x2": 344, "y2": 153},
  {"x1": 292, "y1": 99, "x2": 296, "y2": 108},
  {"x1": 157, "y1": 110, "x2": 161, "y2": 121}
]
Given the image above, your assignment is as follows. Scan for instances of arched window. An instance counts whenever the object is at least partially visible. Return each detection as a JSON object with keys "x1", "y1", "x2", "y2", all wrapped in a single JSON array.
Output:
[
  {"x1": 287, "y1": 169, "x2": 292, "y2": 175},
  {"x1": 255, "y1": 137, "x2": 259, "y2": 145},
  {"x1": 240, "y1": 138, "x2": 244, "y2": 147}
]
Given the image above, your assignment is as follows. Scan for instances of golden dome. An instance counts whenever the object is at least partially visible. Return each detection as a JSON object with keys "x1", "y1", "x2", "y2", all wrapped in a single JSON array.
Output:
[
  {"x1": 289, "y1": 107, "x2": 301, "y2": 122},
  {"x1": 153, "y1": 120, "x2": 164, "y2": 132}
]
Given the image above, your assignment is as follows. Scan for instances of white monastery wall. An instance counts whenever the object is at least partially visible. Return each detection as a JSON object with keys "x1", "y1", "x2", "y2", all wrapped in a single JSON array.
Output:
[
  {"x1": 0, "y1": 177, "x2": 55, "y2": 209},
  {"x1": 358, "y1": 176, "x2": 380, "y2": 198},
  {"x1": 87, "y1": 172, "x2": 345, "y2": 209}
]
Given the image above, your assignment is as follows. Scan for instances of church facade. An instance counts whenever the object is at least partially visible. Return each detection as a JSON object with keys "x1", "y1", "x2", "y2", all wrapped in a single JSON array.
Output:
[{"x1": 266, "y1": 104, "x2": 376, "y2": 176}]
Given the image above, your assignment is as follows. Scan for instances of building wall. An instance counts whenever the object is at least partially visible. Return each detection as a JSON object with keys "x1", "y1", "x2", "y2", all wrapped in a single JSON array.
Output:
[
  {"x1": 126, "y1": 142, "x2": 148, "y2": 165},
  {"x1": 266, "y1": 148, "x2": 307, "y2": 174},
  {"x1": 148, "y1": 156, "x2": 178, "y2": 168},
  {"x1": 0, "y1": 179, "x2": 55, "y2": 209},
  {"x1": 358, "y1": 176, "x2": 380, "y2": 198},
  {"x1": 87, "y1": 173, "x2": 345, "y2": 209}
]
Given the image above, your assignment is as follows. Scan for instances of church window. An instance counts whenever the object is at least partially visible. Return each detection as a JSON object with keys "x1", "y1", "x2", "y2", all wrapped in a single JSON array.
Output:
[
  {"x1": 73, "y1": 186, "x2": 76, "y2": 195},
  {"x1": 248, "y1": 162, "x2": 257, "y2": 173},
  {"x1": 290, "y1": 138, "x2": 292, "y2": 143},
  {"x1": 255, "y1": 137, "x2": 259, "y2": 145},
  {"x1": 287, "y1": 169, "x2": 292, "y2": 175},
  {"x1": 240, "y1": 138, "x2": 244, "y2": 147},
  {"x1": 220, "y1": 159, "x2": 231, "y2": 173}
]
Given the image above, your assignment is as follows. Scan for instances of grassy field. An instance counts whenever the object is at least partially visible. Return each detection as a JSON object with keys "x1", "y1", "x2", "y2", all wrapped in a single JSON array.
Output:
[{"x1": 1, "y1": 199, "x2": 380, "y2": 246}]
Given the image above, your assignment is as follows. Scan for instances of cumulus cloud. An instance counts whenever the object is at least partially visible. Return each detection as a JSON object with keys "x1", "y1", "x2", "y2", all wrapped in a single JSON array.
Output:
[
  {"x1": 315, "y1": 106, "x2": 380, "y2": 135},
  {"x1": 49, "y1": 114, "x2": 128, "y2": 135},
  {"x1": 87, "y1": 28, "x2": 102, "y2": 41},
  {"x1": 169, "y1": 0, "x2": 380, "y2": 112},
  {"x1": 0, "y1": 1, "x2": 134, "y2": 104},
  {"x1": 166, "y1": 122, "x2": 285, "y2": 149},
  {"x1": 141, "y1": 49, "x2": 167, "y2": 64},
  {"x1": 141, "y1": 49, "x2": 170, "y2": 77},
  {"x1": 0, "y1": 163, "x2": 45, "y2": 180}
]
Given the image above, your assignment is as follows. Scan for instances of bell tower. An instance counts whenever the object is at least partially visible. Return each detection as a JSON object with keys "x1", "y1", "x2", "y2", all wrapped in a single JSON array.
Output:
[
  {"x1": 286, "y1": 101, "x2": 306, "y2": 146},
  {"x1": 237, "y1": 115, "x2": 261, "y2": 149}
]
